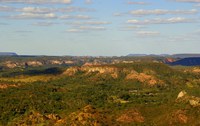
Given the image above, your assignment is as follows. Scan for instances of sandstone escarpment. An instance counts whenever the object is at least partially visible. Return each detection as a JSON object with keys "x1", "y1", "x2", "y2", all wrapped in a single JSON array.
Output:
[
  {"x1": 63, "y1": 67, "x2": 81, "y2": 76},
  {"x1": 4, "y1": 61, "x2": 18, "y2": 68},
  {"x1": 81, "y1": 66, "x2": 119, "y2": 78},
  {"x1": 125, "y1": 70, "x2": 162, "y2": 86},
  {"x1": 176, "y1": 90, "x2": 200, "y2": 107},
  {"x1": 26, "y1": 61, "x2": 43, "y2": 67},
  {"x1": 63, "y1": 65, "x2": 164, "y2": 86},
  {"x1": 63, "y1": 65, "x2": 120, "y2": 78}
]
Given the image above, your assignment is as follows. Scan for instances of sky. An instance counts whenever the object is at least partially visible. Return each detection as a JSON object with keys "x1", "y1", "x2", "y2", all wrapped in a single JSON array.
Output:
[{"x1": 0, "y1": 0, "x2": 200, "y2": 56}]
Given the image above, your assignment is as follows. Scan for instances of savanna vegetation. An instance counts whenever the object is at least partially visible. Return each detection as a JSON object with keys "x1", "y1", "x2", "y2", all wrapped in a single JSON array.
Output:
[{"x1": 0, "y1": 61, "x2": 200, "y2": 126}]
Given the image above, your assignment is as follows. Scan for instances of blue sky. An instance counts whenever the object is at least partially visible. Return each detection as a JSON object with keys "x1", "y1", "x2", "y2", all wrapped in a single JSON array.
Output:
[{"x1": 0, "y1": 0, "x2": 200, "y2": 56}]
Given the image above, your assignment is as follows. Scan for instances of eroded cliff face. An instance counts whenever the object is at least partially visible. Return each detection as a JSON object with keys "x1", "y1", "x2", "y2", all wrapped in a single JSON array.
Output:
[
  {"x1": 26, "y1": 61, "x2": 43, "y2": 67},
  {"x1": 1, "y1": 60, "x2": 77, "y2": 69},
  {"x1": 63, "y1": 65, "x2": 163, "y2": 86},
  {"x1": 63, "y1": 67, "x2": 81, "y2": 76},
  {"x1": 176, "y1": 90, "x2": 200, "y2": 107},
  {"x1": 4, "y1": 61, "x2": 18, "y2": 68},
  {"x1": 2, "y1": 61, "x2": 43, "y2": 68},
  {"x1": 63, "y1": 66, "x2": 119, "y2": 78},
  {"x1": 49, "y1": 60, "x2": 63, "y2": 65},
  {"x1": 125, "y1": 70, "x2": 163, "y2": 86},
  {"x1": 81, "y1": 66, "x2": 119, "y2": 78}
]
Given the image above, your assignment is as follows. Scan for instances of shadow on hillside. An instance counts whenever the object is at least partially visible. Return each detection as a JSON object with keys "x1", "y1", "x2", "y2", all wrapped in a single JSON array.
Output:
[{"x1": 1, "y1": 67, "x2": 63, "y2": 77}]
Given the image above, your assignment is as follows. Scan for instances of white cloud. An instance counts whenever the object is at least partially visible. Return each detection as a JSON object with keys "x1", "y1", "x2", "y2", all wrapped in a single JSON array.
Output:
[
  {"x1": 8, "y1": 13, "x2": 91, "y2": 20},
  {"x1": 85, "y1": 21, "x2": 110, "y2": 25},
  {"x1": 127, "y1": 1, "x2": 150, "y2": 5},
  {"x1": 66, "y1": 25, "x2": 106, "y2": 33},
  {"x1": 136, "y1": 31, "x2": 160, "y2": 36},
  {"x1": 58, "y1": 6, "x2": 94, "y2": 13},
  {"x1": 18, "y1": 7, "x2": 53, "y2": 13},
  {"x1": 60, "y1": 15, "x2": 91, "y2": 19},
  {"x1": 79, "y1": 26, "x2": 106, "y2": 30},
  {"x1": 129, "y1": 9, "x2": 198, "y2": 16},
  {"x1": 67, "y1": 21, "x2": 110, "y2": 25},
  {"x1": 75, "y1": 15, "x2": 91, "y2": 19},
  {"x1": 114, "y1": 9, "x2": 197, "y2": 17},
  {"x1": 32, "y1": 22, "x2": 58, "y2": 26},
  {"x1": 65, "y1": 21, "x2": 111, "y2": 32},
  {"x1": 128, "y1": 19, "x2": 139, "y2": 24},
  {"x1": 0, "y1": 0, "x2": 72, "y2": 4},
  {"x1": 0, "y1": 6, "x2": 94, "y2": 13},
  {"x1": 127, "y1": 17, "x2": 195, "y2": 24},
  {"x1": 10, "y1": 13, "x2": 57, "y2": 19},
  {"x1": 66, "y1": 29, "x2": 84, "y2": 32}
]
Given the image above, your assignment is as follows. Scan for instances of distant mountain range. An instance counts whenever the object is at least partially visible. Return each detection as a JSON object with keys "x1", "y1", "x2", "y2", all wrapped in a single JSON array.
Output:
[
  {"x1": 127, "y1": 54, "x2": 172, "y2": 57},
  {"x1": 127, "y1": 54, "x2": 200, "y2": 66},
  {"x1": 170, "y1": 54, "x2": 200, "y2": 58},
  {"x1": 127, "y1": 54, "x2": 200, "y2": 58},
  {"x1": 0, "y1": 52, "x2": 18, "y2": 56}
]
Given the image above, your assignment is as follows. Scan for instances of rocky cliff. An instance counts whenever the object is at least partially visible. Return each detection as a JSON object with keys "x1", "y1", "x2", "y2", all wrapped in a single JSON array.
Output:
[{"x1": 63, "y1": 65, "x2": 164, "y2": 86}]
